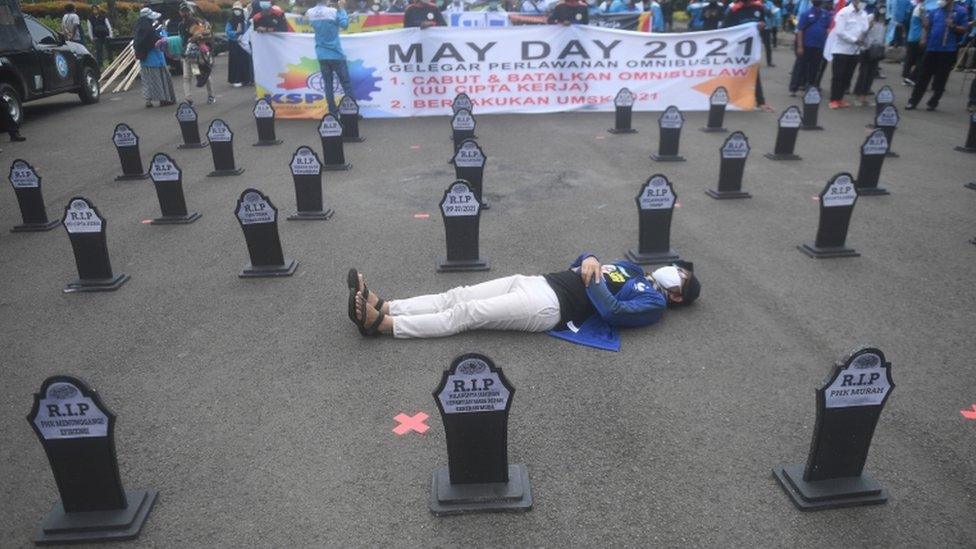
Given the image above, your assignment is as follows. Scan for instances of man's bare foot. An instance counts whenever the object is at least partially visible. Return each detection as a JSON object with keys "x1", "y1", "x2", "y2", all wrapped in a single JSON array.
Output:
[
  {"x1": 356, "y1": 273, "x2": 390, "y2": 314},
  {"x1": 355, "y1": 291, "x2": 393, "y2": 334}
]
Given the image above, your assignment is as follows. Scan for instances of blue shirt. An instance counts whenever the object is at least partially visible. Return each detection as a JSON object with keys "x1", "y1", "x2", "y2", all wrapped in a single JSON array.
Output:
[
  {"x1": 925, "y1": 3, "x2": 969, "y2": 51},
  {"x1": 907, "y1": 4, "x2": 923, "y2": 41},
  {"x1": 140, "y1": 29, "x2": 168, "y2": 68},
  {"x1": 798, "y1": 6, "x2": 831, "y2": 47},
  {"x1": 306, "y1": 4, "x2": 348, "y2": 60}
]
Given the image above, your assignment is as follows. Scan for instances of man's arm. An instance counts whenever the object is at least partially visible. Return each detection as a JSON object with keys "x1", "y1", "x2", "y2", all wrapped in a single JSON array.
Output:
[{"x1": 586, "y1": 279, "x2": 667, "y2": 327}]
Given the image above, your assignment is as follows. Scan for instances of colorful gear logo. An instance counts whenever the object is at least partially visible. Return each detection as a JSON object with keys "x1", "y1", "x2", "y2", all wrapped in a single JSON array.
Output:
[{"x1": 277, "y1": 57, "x2": 382, "y2": 101}]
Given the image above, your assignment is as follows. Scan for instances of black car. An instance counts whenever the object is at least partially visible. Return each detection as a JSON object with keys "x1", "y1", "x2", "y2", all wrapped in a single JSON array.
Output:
[{"x1": 0, "y1": 4, "x2": 100, "y2": 125}]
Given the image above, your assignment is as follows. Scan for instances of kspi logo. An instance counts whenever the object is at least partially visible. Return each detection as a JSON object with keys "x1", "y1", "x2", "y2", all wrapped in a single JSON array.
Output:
[
  {"x1": 54, "y1": 53, "x2": 69, "y2": 78},
  {"x1": 276, "y1": 57, "x2": 381, "y2": 103}
]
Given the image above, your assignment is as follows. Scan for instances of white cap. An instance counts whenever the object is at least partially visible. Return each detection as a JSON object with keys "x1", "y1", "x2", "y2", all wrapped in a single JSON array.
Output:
[{"x1": 139, "y1": 7, "x2": 162, "y2": 19}]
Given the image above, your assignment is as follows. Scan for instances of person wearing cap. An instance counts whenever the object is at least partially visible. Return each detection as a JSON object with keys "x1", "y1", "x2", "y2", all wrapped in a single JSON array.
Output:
[
  {"x1": 548, "y1": 0, "x2": 590, "y2": 23},
  {"x1": 307, "y1": 0, "x2": 354, "y2": 114},
  {"x1": 226, "y1": 2, "x2": 254, "y2": 87},
  {"x1": 134, "y1": 8, "x2": 177, "y2": 108},
  {"x1": 403, "y1": 0, "x2": 446, "y2": 27},
  {"x1": 347, "y1": 256, "x2": 701, "y2": 350},
  {"x1": 177, "y1": 2, "x2": 216, "y2": 105}
]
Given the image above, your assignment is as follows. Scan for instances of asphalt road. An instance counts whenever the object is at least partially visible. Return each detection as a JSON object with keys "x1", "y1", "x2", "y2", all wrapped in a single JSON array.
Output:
[{"x1": 0, "y1": 48, "x2": 974, "y2": 548}]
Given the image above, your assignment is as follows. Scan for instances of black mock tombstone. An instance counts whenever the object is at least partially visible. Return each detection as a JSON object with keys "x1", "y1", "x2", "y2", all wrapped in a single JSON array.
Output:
[
  {"x1": 873, "y1": 85, "x2": 895, "y2": 119},
  {"x1": 800, "y1": 86, "x2": 823, "y2": 130},
  {"x1": 27, "y1": 375, "x2": 158, "y2": 544},
  {"x1": 112, "y1": 123, "x2": 147, "y2": 181},
  {"x1": 873, "y1": 105, "x2": 900, "y2": 158},
  {"x1": 147, "y1": 153, "x2": 201, "y2": 224},
  {"x1": 765, "y1": 105, "x2": 803, "y2": 161},
  {"x1": 706, "y1": 131, "x2": 752, "y2": 199},
  {"x1": 701, "y1": 86, "x2": 729, "y2": 133},
  {"x1": 650, "y1": 105, "x2": 685, "y2": 162},
  {"x1": 452, "y1": 92, "x2": 474, "y2": 115},
  {"x1": 252, "y1": 98, "x2": 282, "y2": 146},
  {"x1": 9, "y1": 159, "x2": 59, "y2": 232},
  {"x1": 339, "y1": 95, "x2": 365, "y2": 142},
  {"x1": 430, "y1": 353, "x2": 531, "y2": 516},
  {"x1": 437, "y1": 180, "x2": 489, "y2": 272},
  {"x1": 773, "y1": 347, "x2": 894, "y2": 511},
  {"x1": 234, "y1": 189, "x2": 298, "y2": 277},
  {"x1": 798, "y1": 173, "x2": 860, "y2": 258},
  {"x1": 175, "y1": 102, "x2": 206, "y2": 149},
  {"x1": 450, "y1": 108, "x2": 476, "y2": 162},
  {"x1": 206, "y1": 119, "x2": 245, "y2": 176},
  {"x1": 954, "y1": 111, "x2": 976, "y2": 153},
  {"x1": 853, "y1": 129, "x2": 891, "y2": 196},
  {"x1": 626, "y1": 174, "x2": 681, "y2": 264},
  {"x1": 61, "y1": 197, "x2": 129, "y2": 292},
  {"x1": 608, "y1": 87, "x2": 637, "y2": 134},
  {"x1": 451, "y1": 139, "x2": 489, "y2": 210},
  {"x1": 287, "y1": 145, "x2": 333, "y2": 220},
  {"x1": 318, "y1": 113, "x2": 351, "y2": 171}
]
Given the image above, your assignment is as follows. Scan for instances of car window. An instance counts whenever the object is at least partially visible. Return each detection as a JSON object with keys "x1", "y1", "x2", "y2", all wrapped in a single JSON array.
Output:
[{"x1": 25, "y1": 18, "x2": 58, "y2": 46}]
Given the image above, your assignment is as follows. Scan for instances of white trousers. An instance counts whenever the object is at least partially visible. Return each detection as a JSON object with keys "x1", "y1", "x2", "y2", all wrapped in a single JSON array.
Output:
[
  {"x1": 390, "y1": 275, "x2": 561, "y2": 339},
  {"x1": 182, "y1": 57, "x2": 213, "y2": 101}
]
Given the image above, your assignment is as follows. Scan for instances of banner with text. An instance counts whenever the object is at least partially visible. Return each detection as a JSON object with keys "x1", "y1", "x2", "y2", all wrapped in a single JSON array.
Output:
[
  {"x1": 284, "y1": 11, "x2": 650, "y2": 33},
  {"x1": 251, "y1": 24, "x2": 760, "y2": 119}
]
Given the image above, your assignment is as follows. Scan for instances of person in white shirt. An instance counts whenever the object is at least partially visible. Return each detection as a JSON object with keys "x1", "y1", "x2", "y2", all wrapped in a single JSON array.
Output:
[
  {"x1": 823, "y1": 0, "x2": 870, "y2": 108},
  {"x1": 61, "y1": 4, "x2": 84, "y2": 44},
  {"x1": 520, "y1": 0, "x2": 550, "y2": 14}
]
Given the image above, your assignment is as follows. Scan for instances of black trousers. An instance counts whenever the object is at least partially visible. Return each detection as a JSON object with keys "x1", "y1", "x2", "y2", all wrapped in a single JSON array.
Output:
[
  {"x1": 902, "y1": 41, "x2": 922, "y2": 80},
  {"x1": 908, "y1": 50, "x2": 957, "y2": 108},
  {"x1": 755, "y1": 70, "x2": 765, "y2": 106},
  {"x1": 853, "y1": 54, "x2": 879, "y2": 96},
  {"x1": 969, "y1": 77, "x2": 976, "y2": 107},
  {"x1": 830, "y1": 53, "x2": 859, "y2": 101},
  {"x1": 761, "y1": 28, "x2": 774, "y2": 66}
]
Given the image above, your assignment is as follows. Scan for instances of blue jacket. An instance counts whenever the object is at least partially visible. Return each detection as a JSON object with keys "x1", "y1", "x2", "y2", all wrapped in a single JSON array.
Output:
[
  {"x1": 924, "y1": 3, "x2": 969, "y2": 51},
  {"x1": 650, "y1": 1, "x2": 666, "y2": 30},
  {"x1": 306, "y1": 4, "x2": 348, "y2": 60},
  {"x1": 907, "y1": 3, "x2": 923, "y2": 42},
  {"x1": 548, "y1": 253, "x2": 667, "y2": 351}
]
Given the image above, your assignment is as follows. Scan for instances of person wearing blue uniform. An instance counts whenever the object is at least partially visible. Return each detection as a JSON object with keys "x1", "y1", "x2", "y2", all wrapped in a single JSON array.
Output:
[
  {"x1": 307, "y1": 0, "x2": 353, "y2": 115},
  {"x1": 902, "y1": 0, "x2": 924, "y2": 85},
  {"x1": 649, "y1": 0, "x2": 666, "y2": 31},
  {"x1": 723, "y1": 0, "x2": 775, "y2": 110},
  {"x1": 790, "y1": 0, "x2": 831, "y2": 93},
  {"x1": 687, "y1": 0, "x2": 706, "y2": 28},
  {"x1": 346, "y1": 257, "x2": 700, "y2": 349},
  {"x1": 764, "y1": 0, "x2": 783, "y2": 66},
  {"x1": 906, "y1": 0, "x2": 972, "y2": 110}
]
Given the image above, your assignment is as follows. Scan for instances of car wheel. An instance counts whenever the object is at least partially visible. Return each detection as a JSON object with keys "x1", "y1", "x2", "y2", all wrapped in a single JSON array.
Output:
[
  {"x1": 78, "y1": 67, "x2": 100, "y2": 104},
  {"x1": 0, "y1": 83, "x2": 23, "y2": 126}
]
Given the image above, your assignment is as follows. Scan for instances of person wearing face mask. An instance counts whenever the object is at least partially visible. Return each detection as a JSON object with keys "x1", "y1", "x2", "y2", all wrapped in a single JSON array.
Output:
[
  {"x1": 905, "y1": 0, "x2": 971, "y2": 110},
  {"x1": 722, "y1": 0, "x2": 776, "y2": 111},
  {"x1": 252, "y1": 0, "x2": 294, "y2": 31},
  {"x1": 791, "y1": 0, "x2": 832, "y2": 95},
  {"x1": 177, "y1": 2, "x2": 216, "y2": 105},
  {"x1": 823, "y1": 0, "x2": 870, "y2": 108},
  {"x1": 346, "y1": 256, "x2": 701, "y2": 348},
  {"x1": 226, "y1": 2, "x2": 254, "y2": 87},
  {"x1": 308, "y1": 0, "x2": 354, "y2": 114}
]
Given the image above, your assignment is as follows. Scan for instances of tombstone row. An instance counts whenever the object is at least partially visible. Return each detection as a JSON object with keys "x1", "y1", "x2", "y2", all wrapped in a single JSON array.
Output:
[{"x1": 26, "y1": 345, "x2": 894, "y2": 543}]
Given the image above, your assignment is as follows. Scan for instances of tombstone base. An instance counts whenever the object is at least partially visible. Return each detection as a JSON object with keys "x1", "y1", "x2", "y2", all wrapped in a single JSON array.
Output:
[
  {"x1": 764, "y1": 153, "x2": 802, "y2": 161},
  {"x1": 207, "y1": 167, "x2": 245, "y2": 177},
  {"x1": 705, "y1": 189, "x2": 752, "y2": 199},
  {"x1": 150, "y1": 212, "x2": 201, "y2": 225},
  {"x1": 625, "y1": 248, "x2": 680, "y2": 265},
  {"x1": 253, "y1": 139, "x2": 283, "y2": 147},
  {"x1": 342, "y1": 136, "x2": 366, "y2": 143},
  {"x1": 287, "y1": 209, "x2": 334, "y2": 221},
  {"x1": 177, "y1": 141, "x2": 208, "y2": 149},
  {"x1": 34, "y1": 489, "x2": 158, "y2": 545},
  {"x1": 114, "y1": 173, "x2": 148, "y2": 181},
  {"x1": 240, "y1": 259, "x2": 298, "y2": 278},
  {"x1": 800, "y1": 125, "x2": 824, "y2": 131},
  {"x1": 964, "y1": 181, "x2": 976, "y2": 191},
  {"x1": 954, "y1": 145, "x2": 976, "y2": 153},
  {"x1": 607, "y1": 128, "x2": 638, "y2": 134},
  {"x1": 436, "y1": 257, "x2": 490, "y2": 273},
  {"x1": 797, "y1": 244, "x2": 860, "y2": 259},
  {"x1": 885, "y1": 151, "x2": 899, "y2": 158},
  {"x1": 699, "y1": 126, "x2": 727, "y2": 133},
  {"x1": 854, "y1": 186, "x2": 889, "y2": 196},
  {"x1": 772, "y1": 464, "x2": 887, "y2": 511},
  {"x1": 11, "y1": 219, "x2": 60, "y2": 232},
  {"x1": 63, "y1": 273, "x2": 130, "y2": 293},
  {"x1": 430, "y1": 464, "x2": 532, "y2": 516},
  {"x1": 650, "y1": 154, "x2": 686, "y2": 162},
  {"x1": 322, "y1": 163, "x2": 352, "y2": 172}
]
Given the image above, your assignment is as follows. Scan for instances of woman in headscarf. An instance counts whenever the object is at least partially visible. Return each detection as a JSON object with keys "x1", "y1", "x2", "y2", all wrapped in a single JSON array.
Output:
[
  {"x1": 134, "y1": 8, "x2": 176, "y2": 107},
  {"x1": 226, "y1": 2, "x2": 254, "y2": 87}
]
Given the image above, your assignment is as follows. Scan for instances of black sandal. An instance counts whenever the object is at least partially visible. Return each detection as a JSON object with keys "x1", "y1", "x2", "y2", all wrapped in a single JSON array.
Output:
[
  {"x1": 348, "y1": 287, "x2": 366, "y2": 336},
  {"x1": 346, "y1": 268, "x2": 384, "y2": 319},
  {"x1": 357, "y1": 292, "x2": 386, "y2": 337}
]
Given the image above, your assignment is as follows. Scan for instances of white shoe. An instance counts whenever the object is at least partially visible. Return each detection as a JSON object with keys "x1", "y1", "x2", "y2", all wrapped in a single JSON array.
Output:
[{"x1": 232, "y1": 83, "x2": 242, "y2": 88}]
